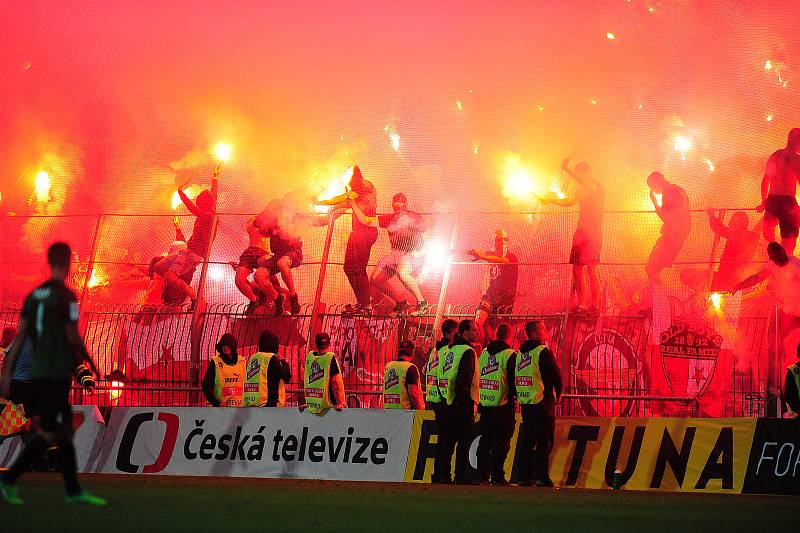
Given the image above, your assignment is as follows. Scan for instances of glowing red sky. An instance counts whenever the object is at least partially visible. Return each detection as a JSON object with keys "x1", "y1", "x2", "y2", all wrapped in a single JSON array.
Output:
[{"x1": 1, "y1": 0, "x2": 798, "y2": 217}]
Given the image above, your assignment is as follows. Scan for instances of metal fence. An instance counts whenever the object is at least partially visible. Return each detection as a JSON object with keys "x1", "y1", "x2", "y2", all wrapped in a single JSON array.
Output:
[{"x1": 0, "y1": 208, "x2": 784, "y2": 416}]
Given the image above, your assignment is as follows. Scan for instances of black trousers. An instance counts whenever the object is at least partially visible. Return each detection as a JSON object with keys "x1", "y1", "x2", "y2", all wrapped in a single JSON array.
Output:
[
  {"x1": 344, "y1": 230, "x2": 377, "y2": 306},
  {"x1": 476, "y1": 406, "x2": 515, "y2": 482},
  {"x1": 436, "y1": 402, "x2": 475, "y2": 482},
  {"x1": 518, "y1": 403, "x2": 556, "y2": 483}
]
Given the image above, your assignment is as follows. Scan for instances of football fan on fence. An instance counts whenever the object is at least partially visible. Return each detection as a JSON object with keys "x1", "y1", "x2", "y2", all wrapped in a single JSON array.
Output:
[
  {"x1": 231, "y1": 216, "x2": 277, "y2": 313},
  {"x1": 153, "y1": 175, "x2": 218, "y2": 311},
  {"x1": 539, "y1": 160, "x2": 605, "y2": 316},
  {"x1": 706, "y1": 208, "x2": 761, "y2": 292},
  {"x1": 348, "y1": 192, "x2": 429, "y2": 315},
  {"x1": 313, "y1": 165, "x2": 379, "y2": 315},
  {"x1": 468, "y1": 229, "x2": 519, "y2": 344},
  {"x1": 757, "y1": 128, "x2": 800, "y2": 255},
  {"x1": 645, "y1": 171, "x2": 691, "y2": 286}
]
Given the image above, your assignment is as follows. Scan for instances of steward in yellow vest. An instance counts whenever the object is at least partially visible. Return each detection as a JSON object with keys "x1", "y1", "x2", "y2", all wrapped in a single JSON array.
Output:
[
  {"x1": 244, "y1": 329, "x2": 292, "y2": 407},
  {"x1": 301, "y1": 332, "x2": 345, "y2": 415},
  {"x1": 383, "y1": 340, "x2": 423, "y2": 409},
  {"x1": 783, "y1": 347, "x2": 800, "y2": 416},
  {"x1": 516, "y1": 321, "x2": 562, "y2": 488},
  {"x1": 439, "y1": 319, "x2": 480, "y2": 485},
  {"x1": 476, "y1": 323, "x2": 517, "y2": 485},
  {"x1": 202, "y1": 333, "x2": 246, "y2": 407},
  {"x1": 428, "y1": 319, "x2": 458, "y2": 484}
]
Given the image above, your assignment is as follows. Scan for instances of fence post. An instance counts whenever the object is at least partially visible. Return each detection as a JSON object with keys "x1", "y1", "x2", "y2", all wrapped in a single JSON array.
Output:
[
  {"x1": 432, "y1": 213, "x2": 460, "y2": 336},
  {"x1": 189, "y1": 212, "x2": 219, "y2": 405},
  {"x1": 309, "y1": 212, "x2": 337, "y2": 342},
  {"x1": 79, "y1": 214, "x2": 104, "y2": 313}
]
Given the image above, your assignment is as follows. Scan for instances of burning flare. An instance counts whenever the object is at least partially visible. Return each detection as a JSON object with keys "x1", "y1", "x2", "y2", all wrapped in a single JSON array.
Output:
[
  {"x1": 35, "y1": 171, "x2": 51, "y2": 203},
  {"x1": 212, "y1": 142, "x2": 233, "y2": 163},
  {"x1": 673, "y1": 135, "x2": 693, "y2": 160}
]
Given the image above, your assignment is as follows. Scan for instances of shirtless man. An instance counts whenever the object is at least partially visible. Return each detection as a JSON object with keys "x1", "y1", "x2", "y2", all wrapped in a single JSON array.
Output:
[
  {"x1": 468, "y1": 229, "x2": 518, "y2": 343},
  {"x1": 757, "y1": 128, "x2": 800, "y2": 255},
  {"x1": 231, "y1": 216, "x2": 277, "y2": 312},
  {"x1": 646, "y1": 171, "x2": 690, "y2": 285},
  {"x1": 539, "y1": 160, "x2": 605, "y2": 313},
  {"x1": 707, "y1": 209, "x2": 761, "y2": 292}
]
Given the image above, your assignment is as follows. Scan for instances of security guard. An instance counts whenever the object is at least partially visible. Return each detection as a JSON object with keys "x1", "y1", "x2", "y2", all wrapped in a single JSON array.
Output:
[
  {"x1": 516, "y1": 320, "x2": 562, "y2": 487},
  {"x1": 476, "y1": 323, "x2": 517, "y2": 485},
  {"x1": 302, "y1": 332, "x2": 346, "y2": 414},
  {"x1": 383, "y1": 340, "x2": 423, "y2": 409},
  {"x1": 244, "y1": 329, "x2": 292, "y2": 407},
  {"x1": 783, "y1": 344, "x2": 800, "y2": 416},
  {"x1": 202, "y1": 333, "x2": 246, "y2": 407},
  {"x1": 438, "y1": 319, "x2": 480, "y2": 485},
  {"x1": 428, "y1": 319, "x2": 458, "y2": 483}
]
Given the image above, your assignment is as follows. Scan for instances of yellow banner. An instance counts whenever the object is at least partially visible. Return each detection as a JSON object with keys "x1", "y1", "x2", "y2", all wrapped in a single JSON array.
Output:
[{"x1": 405, "y1": 412, "x2": 755, "y2": 493}]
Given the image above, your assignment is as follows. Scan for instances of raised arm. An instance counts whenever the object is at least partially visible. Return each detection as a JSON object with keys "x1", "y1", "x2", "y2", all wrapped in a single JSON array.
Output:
[
  {"x1": 178, "y1": 188, "x2": 202, "y2": 217},
  {"x1": 315, "y1": 190, "x2": 358, "y2": 207},
  {"x1": 539, "y1": 195, "x2": 577, "y2": 208},
  {"x1": 469, "y1": 249, "x2": 511, "y2": 264},
  {"x1": 733, "y1": 267, "x2": 770, "y2": 293},
  {"x1": 707, "y1": 209, "x2": 730, "y2": 238},
  {"x1": 347, "y1": 197, "x2": 379, "y2": 227}
]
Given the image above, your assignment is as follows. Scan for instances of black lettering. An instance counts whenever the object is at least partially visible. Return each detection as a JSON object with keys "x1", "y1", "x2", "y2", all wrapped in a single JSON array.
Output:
[
  {"x1": 308, "y1": 436, "x2": 325, "y2": 462},
  {"x1": 565, "y1": 425, "x2": 600, "y2": 486},
  {"x1": 695, "y1": 427, "x2": 734, "y2": 490},
  {"x1": 199, "y1": 434, "x2": 216, "y2": 460},
  {"x1": 216, "y1": 434, "x2": 232, "y2": 460},
  {"x1": 353, "y1": 437, "x2": 370, "y2": 464},
  {"x1": 344, "y1": 427, "x2": 354, "y2": 463},
  {"x1": 235, "y1": 431, "x2": 250, "y2": 460},
  {"x1": 371, "y1": 438, "x2": 388, "y2": 465},
  {"x1": 604, "y1": 425, "x2": 646, "y2": 487},
  {"x1": 283, "y1": 435, "x2": 298, "y2": 461},
  {"x1": 272, "y1": 430, "x2": 283, "y2": 461},
  {"x1": 650, "y1": 427, "x2": 696, "y2": 488},
  {"x1": 298, "y1": 427, "x2": 309, "y2": 461},
  {"x1": 118, "y1": 412, "x2": 155, "y2": 473},
  {"x1": 413, "y1": 419, "x2": 438, "y2": 481},
  {"x1": 328, "y1": 436, "x2": 345, "y2": 462}
]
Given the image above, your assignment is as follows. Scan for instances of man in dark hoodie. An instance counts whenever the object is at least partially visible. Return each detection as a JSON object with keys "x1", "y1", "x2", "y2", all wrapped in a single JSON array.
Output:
[
  {"x1": 516, "y1": 320, "x2": 562, "y2": 487},
  {"x1": 476, "y1": 323, "x2": 517, "y2": 485},
  {"x1": 437, "y1": 319, "x2": 480, "y2": 485},
  {"x1": 426, "y1": 319, "x2": 458, "y2": 483},
  {"x1": 202, "y1": 333, "x2": 246, "y2": 407},
  {"x1": 243, "y1": 329, "x2": 292, "y2": 407}
]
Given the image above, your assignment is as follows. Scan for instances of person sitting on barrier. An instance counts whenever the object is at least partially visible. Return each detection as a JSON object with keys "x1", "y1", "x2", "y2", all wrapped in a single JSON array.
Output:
[
  {"x1": 468, "y1": 229, "x2": 519, "y2": 344},
  {"x1": 438, "y1": 319, "x2": 480, "y2": 485},
  {"x1": 383, "y1": 340, "x2": 423, "y2": 410},
  {"x1": 254, "y1": 196, "x2": 335, "y2": 316},
  {"x1": 707, "y1": 209, "x2": 761, "y2": 292},
  {"x1": 348, "y1": 192, "x2": 429, "y2": 315},
  {"x1": 231, "y1": 216, "x2": 279, "y2": 314},
  {"x1": 783, "y1": 344, "x2": 800, "y2": 416},
  {"x1": 645, "y1": 171, "x2": 690, "y2": 286},
  {"x1": 426, "y1": 318, "x2": 458, "y2": 483},
  {"x1": 476, "y1": 323, "x2": 517, "y2": 486},
  {"x1": 153, "y1": 176, "x2": 219, "y2": 311},
  {"x1": 244, "y1": 329, "x2": 292, "y2": 407},
  {"x1": 300, "y1": 332, "x2": 345, "y2": 415},
  {"x1": 516, "y1": 320, "x2": 562, "y2": 488},
  {"x1": 202, "y1": 333, "x2": 245, "y2": 407}
]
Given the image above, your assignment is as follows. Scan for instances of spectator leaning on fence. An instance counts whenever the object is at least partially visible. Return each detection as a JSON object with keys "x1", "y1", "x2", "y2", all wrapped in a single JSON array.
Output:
[
  {"x1": 301, "y1": 332, "x2": 345, "y2": 415},
  {"x1": 783, "y1": 344, "x2": 800, "y2": 416},
  {"x1": 383, "y1": 340, "x2": 423, "y2": 409},
  {"x1": 244, "y1": 329, "x2": 292, "y2": 407},
  {"x1": 202, "y1": 333, "x2": 245, "y2": 407}
]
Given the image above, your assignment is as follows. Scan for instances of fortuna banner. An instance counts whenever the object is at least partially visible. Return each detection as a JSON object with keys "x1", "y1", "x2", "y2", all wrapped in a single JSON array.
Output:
[{"x1": 93, "y1": 407, "x2": 414, "y2": 482}]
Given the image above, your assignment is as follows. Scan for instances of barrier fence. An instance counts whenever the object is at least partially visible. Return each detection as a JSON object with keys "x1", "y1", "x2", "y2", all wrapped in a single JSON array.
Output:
[{"x1": 0, "y1": 208, "x2": 788, "y2": 416}]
